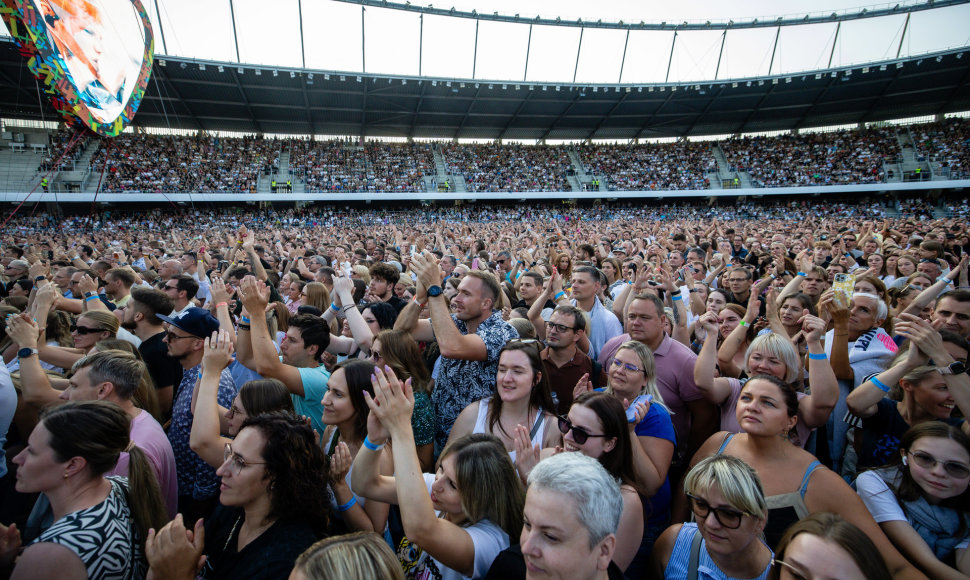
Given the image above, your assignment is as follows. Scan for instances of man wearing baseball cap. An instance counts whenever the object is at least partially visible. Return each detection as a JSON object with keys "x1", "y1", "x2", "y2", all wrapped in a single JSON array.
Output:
[{"x1": 159, "y1": 307, "x2": 238, "y2": 523}]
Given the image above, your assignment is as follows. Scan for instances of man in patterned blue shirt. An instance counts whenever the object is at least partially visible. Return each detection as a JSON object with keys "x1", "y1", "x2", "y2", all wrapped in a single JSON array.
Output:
[
  {"x1": 160, "y1": 307, "x2": 238, "y2": 524},
  {"x1": 395, "y1": 253, "x2": 518, "y2": 451}
]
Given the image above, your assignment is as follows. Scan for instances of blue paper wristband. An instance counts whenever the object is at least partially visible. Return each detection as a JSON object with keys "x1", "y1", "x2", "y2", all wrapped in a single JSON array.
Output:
[
  {"x1": 363, "y1": 436, "x2": 385, "y2": 451},
  {"x1": 807, "y1": 353, "x2": 827, "y2": 360},
  {"x1": 336, "y1": 496, "x2": 357, "y2": 512},
  {"x1": 871, "y1": 376, "x2": 891, "y2": 393}
]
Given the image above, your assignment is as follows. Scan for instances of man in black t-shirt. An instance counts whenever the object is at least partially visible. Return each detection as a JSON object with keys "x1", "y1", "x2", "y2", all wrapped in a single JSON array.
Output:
[
  {"x1": 366, "y1": 262, "x2": 406, "y2": 313},
  {"x1": 122, "y1": 286, "x2": 183, "y2": 417}
]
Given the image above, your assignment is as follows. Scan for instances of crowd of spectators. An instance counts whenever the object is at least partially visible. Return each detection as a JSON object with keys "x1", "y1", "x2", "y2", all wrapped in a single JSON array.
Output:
[
  {"x1": 26, "y1": 117, "x2": 970, "y2": 193},
  {"x1": 577, "y1": 141, "x2": 717, "y2": 191},
  {"x1": 289, "y1": 140, "x2": 433, "y2": 193},
  {"x1": 0, "y1": 197, "x2": 969, "y2": 579},
  {"x1": 442, "y1": 143, "x2": 572, "y2": 192},
  {"x1": 720, "y1": 126, "x2": 902, "y2": 187},
  {"x1": 37, "y1": 127, "x2": 85, "y2": 173},
  {"x1": 88, "y1": 134, "x2": 281, "y2": 193},
  {"x1": 912, "y1": 117, "x2": 970, "y2": 179}
]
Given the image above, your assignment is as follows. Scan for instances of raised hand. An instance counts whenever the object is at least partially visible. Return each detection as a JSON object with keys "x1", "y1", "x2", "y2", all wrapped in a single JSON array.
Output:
[
  {"x1": 202, "y1": 330, "x2": 234, "y2": 372},
  {"x1": 145, "y1": 514, "x2": 206, "y2": 580}
]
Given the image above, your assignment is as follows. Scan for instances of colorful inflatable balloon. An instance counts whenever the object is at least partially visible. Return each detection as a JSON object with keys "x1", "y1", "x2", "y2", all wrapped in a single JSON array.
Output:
[{"x1": 0, "y1": 0, "x2": 154, "y2": 136}]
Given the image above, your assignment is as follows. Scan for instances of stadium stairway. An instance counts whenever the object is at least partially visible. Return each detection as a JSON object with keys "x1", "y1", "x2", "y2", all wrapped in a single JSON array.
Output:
[
  {"x1": 55, "y1": 136, "x2": 96, "y2": 191},
  {"x1": 710, "y1": 145, "x2": 743, "y2": 189},
  {"x1": 566, "y1": 148, "x2": 601, "y2": 192}
]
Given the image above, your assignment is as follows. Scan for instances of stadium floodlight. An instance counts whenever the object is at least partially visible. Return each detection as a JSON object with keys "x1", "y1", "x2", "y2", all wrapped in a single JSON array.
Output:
[
  {"x1": 402, "y1": 79, "x2": 407, "y2": 85},
  {"x1": 637, "y1": 87, "x2": 642, "y2": 92},
  {"x1": 936, "y1": 56, "x2": 943, "y2": 63},
  {"x1": 771, "y1": 78, "x2": 778, "y2": 84},
  {"x1": 488, "y1": 84, "x2": 494, "y2": 89},
  {"x1": 308, "y1": 73, "x2": 313, "y2": 80},
  {"x1": 273, "y1": 70, "x2": 278, "y2": 77},
  {"x1": 758, "y1": 80, "x2": 764, "y2": 86},
  {"x1": 958, "y1": 53, "x2": 964, "y2": 59},
  {"x1": 199, "y1": 63, "x2": 206, "y2": 71},
  {"x1": 785, "y1": 77, "x2": 791, "y2": 83},
  {"x1": 896, "y1": 62, "x2": 903, "y2": 69},
  {"x1": 290, "y1": 71, "x2": 296, "y2": 78},
  {"x1": 502, "y1": 84, "x2": 507, "y2": 89},
  {"x1": 592, "y1": 86, "x2": 597, "y2": 92},
  {"x1": 446, "y1": 81, "x2": 451, "y2": 87},
  {"x1": 542, "y1": 85, "x2": 547, "y2": 91},
  {"x1": 357, "y1": 76, "x2": 362, "y2": 82},
  {"x1": 324, "y1": 74, "x2": 330, "y2": 80},
  {"x1": 432, "y1": 80, "x2": 437, "y2": 86},
  {"x1": 746, "y1": 81, "x2": 752, "y2": 87},
  {"x1": 159, "y1": 59, "x2": 166, "y2": 67},
  {"x1": 731, "y1": 82, "x2": 737, "y2": 88},
  {"x1": 862, "y1": 67, "x2": 869, "y2": 73},
  {"x1": 475, "y1": 83, "x2": 480, "y2": 88},
  {"x1": 649, "y1": 86, "x2": 654, "y2": 92},
  {"x1": 460, "y1": 82, "x2": 465, "y2": 88},
  {"x1": 340, "y1": 75, "x2": 346, "y2": 81},
  {"x1": 218, "y1": 65, "x2": 224, "y2": 73},
  {"x1": 555, "y1": 86, "x2": 560, "y2": 91},
  {"x1": 815, "y1": 73, "x2": 822, "y2": 79},
  {"x1": 515, "y1": 85, "x2": 520, "y2": 90},
  {"x1": 255, "y1": 69, "x2": 261, "y2": 75},
  {"x1": 238, "y1": 67, "x2": 243, "y2": 74},
  {"x1": 180, "y1": 62, "x2": 187, "y2": 69},
  {"x1": 831, "y1": 71, "x2": 837, "y2": 77},
  {"x1": 879, "y1": 64, "x2": 887, "y2": 71}
]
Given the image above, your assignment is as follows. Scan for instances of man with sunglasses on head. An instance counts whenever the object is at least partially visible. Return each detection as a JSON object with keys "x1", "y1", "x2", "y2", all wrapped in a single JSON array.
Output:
[
  {"x1": 159, "y1": 306, "x2": 238, "y2": 525},
  {"x1": 541, "y1": 305, "x2": 593, "y2": 412}
]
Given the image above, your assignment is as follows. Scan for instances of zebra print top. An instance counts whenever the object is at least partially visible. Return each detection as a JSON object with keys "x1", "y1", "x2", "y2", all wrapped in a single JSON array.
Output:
[{"x1": 33, "y1": 476, "x2": 145, "y2": 580}]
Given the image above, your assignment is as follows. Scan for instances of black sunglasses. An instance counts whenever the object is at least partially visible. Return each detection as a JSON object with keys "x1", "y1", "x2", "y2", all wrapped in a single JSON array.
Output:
[
  {"x1": 558, "y1": 416, "x2": 608, "y2": 445},
  {"x1": 686, "y1": 493, "x2": 749, "y2": 529},
  {"x1": 71, "y1": 325, "x2": 106, "y2": 335}
]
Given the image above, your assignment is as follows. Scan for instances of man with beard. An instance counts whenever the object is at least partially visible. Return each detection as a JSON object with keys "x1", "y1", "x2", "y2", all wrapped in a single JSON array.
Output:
[{"x1": 122, "y1": 287, "x2": 182, "y2": 417}]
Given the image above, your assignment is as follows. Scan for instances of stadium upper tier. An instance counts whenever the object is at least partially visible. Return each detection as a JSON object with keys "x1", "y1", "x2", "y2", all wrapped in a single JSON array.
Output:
[{"x1": 6, "y1": 116, "x2": 967, "y2": 194}]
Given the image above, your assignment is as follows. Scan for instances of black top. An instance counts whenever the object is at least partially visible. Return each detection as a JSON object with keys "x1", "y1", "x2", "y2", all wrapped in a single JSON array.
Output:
[
  {"x1": 139, "y1": 331, "x2": 183, "y2": 393},
  {"x1": 484, "y1": 544, "x2": 627, "y2": 580},
  {"x1": 198, "y1": 505, "x2": 320, "y2": 580},
  {"x1": 386, "y1": 294, "x2": 408, "y2": 314}
]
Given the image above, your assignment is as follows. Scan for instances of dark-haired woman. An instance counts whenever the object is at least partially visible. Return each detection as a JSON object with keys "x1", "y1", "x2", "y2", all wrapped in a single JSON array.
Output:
[
  {"x1": 147, "y1": 412, "x2": 331, "y2": 580},
  {"x1": 322, "y1": 359, "x2": 391, "y2": 534},
  {"x1": 446, "y1": 341, "x2": 560, "y2": 461},
  {"x1": 0, "y1": 401, "x2": 167, "y2": 579},
  {"x1": 857, "y1": 423, "x2": 970, "y2": 579},
  {"x1": 688, "y1": 374, "x2": 926, "y2": 579}
]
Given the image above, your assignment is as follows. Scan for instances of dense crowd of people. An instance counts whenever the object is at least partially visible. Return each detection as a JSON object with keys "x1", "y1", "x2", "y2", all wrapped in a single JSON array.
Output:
[
  {"x1": 0, "y1": 196, "x2": 969, "y2": 579},
  {"x1": 26, "y1": 117, "x2": 970, "y2": 193},
  {"x1": 289, "y1": 140, "x2": 435, "y2": 193},
  {"x1": 88, "y1": 134, "x2": 281, "y2": 193},
  {"x1": 578, "y1": 141, "x2": 717, "y2": 191},
  {"x1": 720, "y1": 126, "x2": 903, "y2": 187}
]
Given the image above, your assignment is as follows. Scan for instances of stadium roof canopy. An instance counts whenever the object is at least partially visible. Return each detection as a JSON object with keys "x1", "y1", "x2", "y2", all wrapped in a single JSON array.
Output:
[{"x1": 1, "y1": 1, "x2": 969, "y2": 139}]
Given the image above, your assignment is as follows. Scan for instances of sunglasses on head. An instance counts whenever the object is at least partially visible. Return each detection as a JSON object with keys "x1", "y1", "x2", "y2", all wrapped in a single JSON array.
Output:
[
  {"x1": 71, "y1": 325, "x2": 105, "y2": 335},
  {"x1": 558, "y1": 416, "x2": 608, "y2": 445}
]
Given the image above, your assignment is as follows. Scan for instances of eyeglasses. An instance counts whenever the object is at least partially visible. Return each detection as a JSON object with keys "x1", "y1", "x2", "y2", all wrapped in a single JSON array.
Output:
[
  {"x1": 223, "y1": 443, "x2": 265, "y2": 476},
  {"x1": 557, "y1": 416, "x2": 608, "y2": 445},
  {"x1": 71, "y1": 325, "x2": 106, "y2": 335},
  {"x1": 773, "y1": 559, "x2": 810, "y2": 580},
  {"x1": 164, "y1": 284, "x2": 178, "y2": 290},
  {"x1": 226, "y1": 405, "x2": 247, "y2": 419},
  {"x1": 908, "y1": 450, "x2": 970, "y2": 479},
  {"x1": 370, "y1": 350, "x2": 383, "y2": 362},
  {"x1": 686, "y1": 493, "x2": 748, "y2": 529},
  {"x1": 611, "y1": 358, "x2": 644, "y2": 374},
  {"x1": 165, "y1": 330, "x2": 198, "y2": 341},
  {"x1": 546, "y1": 321, "x2": 577, "y2": 333}
]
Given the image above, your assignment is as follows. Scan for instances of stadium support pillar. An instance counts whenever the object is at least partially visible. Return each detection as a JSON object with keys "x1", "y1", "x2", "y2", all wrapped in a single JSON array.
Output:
[
  {"x1": 228, "y1": 0, "x2": 241, "y2": 62},
  {"x1": 473, "y1": 20, "x2": 479, "y2": 79},
  {"x1": 419, "y1": 14, "x2": 424, "y2": 76},
  {"x1": 768, "y1": 27, "x2": 780, "y2": 75},
  {"x1": 714, "y1": 30, "x2": 726, "y2": 79},
  {"x1": 573, "y1": 28, "x2": 584, "y2": 83},
  {"x1": 897, "y1": 13, "x2": 910, "y2": 59},
  {"x1": 618, "y1": 30, "x2": 630, "y2": 83},
  {"x1": 154, "y1": 1, "x2": 168, "y2": 54},
  {"x1": 524, "y1": 24, "x2": 533, "y2": 81},
  {"x1": 362, "y1": 6, "x2": 366, "y2": 72},
  {"x1": 665, "y1": 31, "x2": 678, "y2": 83},
  {"x1": 298, "y1": 0, "x2": 306, "y2": 68},
  {"x1": 828, "y1": 22, "x2": 840, "y2": 69}
]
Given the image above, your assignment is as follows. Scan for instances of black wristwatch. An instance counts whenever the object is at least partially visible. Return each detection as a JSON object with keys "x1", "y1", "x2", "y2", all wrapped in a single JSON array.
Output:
[
  {"x1": 938, "y1": 361, "x2": 968, "y2": 375},
  {"x1": 427, "y1": 285, "x2": 443, "y2": 298},
  {"x1": 34, "y1": 275, "x2": 46, "y2": 282},
  {"x1": 17, "y1": 347, "x2": 38, "y2": 359},
  {"x1": 84, "y1": 291, "x2": 96, "y2": 298}
]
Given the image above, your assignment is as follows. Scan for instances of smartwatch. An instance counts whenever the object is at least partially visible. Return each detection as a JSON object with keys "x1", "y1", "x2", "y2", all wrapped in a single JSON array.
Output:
[
  {"x1": 937, "y1": 361, "x2": 968, "y2": 376},
  {"x1": 17, "y1": 347, "x2": 38, "y2": 359},
  {"x1": 427, "y1": 285, "x2": 443, "y2": 298}
]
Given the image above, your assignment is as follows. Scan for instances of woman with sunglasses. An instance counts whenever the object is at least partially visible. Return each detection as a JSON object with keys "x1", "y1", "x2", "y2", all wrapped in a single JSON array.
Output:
[
  {"x1": 688, "y1": 374, "x2": 924, "y2": 579},
  {"x1": 34, "y1": 310, "x2": 119, "y2": 371},
  {"x1": 446, "y1": 340, "x2": 560, "y2": 464},
  {"x1": 653, "y1": 455, "x2": 773, "y2": 580},
  {"x1": 147, "y1": 412, "x2": 330, "y2": 580},
  {"x1": 857, "y1": 423, "x2": 970, "y2": 579},
  {"x1": 533, "y1": 391, "x2": 646, "y2": 574}
]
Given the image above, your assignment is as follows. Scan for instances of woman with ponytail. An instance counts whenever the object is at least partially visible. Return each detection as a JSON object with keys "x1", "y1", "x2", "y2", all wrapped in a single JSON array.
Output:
[{"x1": 0, "y1": 400, "x2": 167, "y2": 579}]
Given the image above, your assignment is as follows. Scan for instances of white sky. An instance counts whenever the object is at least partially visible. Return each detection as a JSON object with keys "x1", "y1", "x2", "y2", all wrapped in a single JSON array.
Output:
[{"x1": 4, "y1": 0, "x2": 970, "y2": 84}]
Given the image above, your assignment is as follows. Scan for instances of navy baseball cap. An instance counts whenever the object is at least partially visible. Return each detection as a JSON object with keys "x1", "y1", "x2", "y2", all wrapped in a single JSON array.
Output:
[{"x1": 158, "y1": 307, "x2": 220, "y2": 338}]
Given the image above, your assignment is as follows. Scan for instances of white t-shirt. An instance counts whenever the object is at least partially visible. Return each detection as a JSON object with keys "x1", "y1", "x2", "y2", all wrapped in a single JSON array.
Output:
[
  {"x1": 856, "y1": 470, "x2": 970, "y2": 550},
  {"x1": 395, "y1": 473, "x2": 509, "y2": 579}
]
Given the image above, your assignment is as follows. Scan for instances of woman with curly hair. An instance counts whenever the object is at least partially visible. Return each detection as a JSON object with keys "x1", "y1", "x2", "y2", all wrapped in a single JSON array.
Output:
[{"x1": 147, "y1": 408, "x2": 330, "y2": 580}]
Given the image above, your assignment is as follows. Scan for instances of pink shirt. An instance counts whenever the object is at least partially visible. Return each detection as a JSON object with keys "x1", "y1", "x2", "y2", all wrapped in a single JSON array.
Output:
[{"x1": 109, "y1": 410, "x2": 179, "y2": 519}]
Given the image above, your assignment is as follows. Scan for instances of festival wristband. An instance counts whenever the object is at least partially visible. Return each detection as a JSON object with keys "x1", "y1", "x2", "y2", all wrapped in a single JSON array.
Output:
[
  {"x1": 797, "y1": 272, "x2": 807, "y2": 277},
  {"x1": 215, "y1": 302, "x2": 228, "y2": 309},
  {"x1": 807, "y1": 353, "x2": 827, "y2": 360},
  {"x1": 240, "y1": 316, "x2": 251, "y2": 324},
  {"x1": 554, "y1": 291, "x2": 566, "y2": 301},
  {"x1": 337, "y1": 497, "x2": 357, "y2": 512},
  {"x1": 363, "y1": 436, "x2": 386, "y2": 451},
  {"x1": 330, "y1": 303, "x2": 340, "y2": 313},
  {"x1": 671, "y1": 295, "x2": 683, "y2": 301},
  {"x1": 84, "y1": 295, "x2": 100, "y2": 302},
  {"x1": 871, "y1": 376, "x2": 891, "y2": 393},
  {"x1": 738, "y1": 320, "x2": 748, "y2": 327}
]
